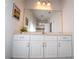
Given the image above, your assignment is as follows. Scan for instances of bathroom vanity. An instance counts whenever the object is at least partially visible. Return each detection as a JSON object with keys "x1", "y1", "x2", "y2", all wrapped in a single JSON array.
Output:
[
  {"x1": 12, "y1": 32, "x2": 72, "y2": 59},
  {"x1": 12, "y1": 9, "x2": 73, "y2": 59}
]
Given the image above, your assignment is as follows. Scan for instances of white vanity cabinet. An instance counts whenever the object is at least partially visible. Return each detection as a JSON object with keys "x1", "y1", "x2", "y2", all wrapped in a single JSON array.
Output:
[
  {"x1": 44, "y1": 35, "x2": 57, "y2": 58},
  {"x1": 12, "y1": 34, "x2": 72, "y2": 58},
  {"x1": 58, "y1": 35, "x2": 72, "y2": 57},
  {"x1": 12, "y1": 35, "x2": 30, "y2": 58},
  {"x1": 30, "y1": 35, "x2": 43, "y2": 58}
]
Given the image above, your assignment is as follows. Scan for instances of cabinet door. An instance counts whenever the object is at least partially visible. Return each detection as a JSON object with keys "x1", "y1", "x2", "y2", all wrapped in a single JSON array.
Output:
[
  {"x1": 12, "y1": 41, "x2": 29, "y2": 58},
  {"x1": 30, "y1": 35, "x2": 43, "y2": 58},
  {"x1": 58, "y1": 40, "x2": 72, "y2": 57},
  {"x1": 12, "y1": 35, "x2": 30, "y2": 58},
  {"x1": 45, "y1": 36, "x2": 57, "y2": 58}
]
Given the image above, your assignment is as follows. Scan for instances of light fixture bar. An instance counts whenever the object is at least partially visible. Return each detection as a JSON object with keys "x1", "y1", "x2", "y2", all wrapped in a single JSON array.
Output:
[{"x1": 37, "y1": 0, "x2": 51, "y2": 6}]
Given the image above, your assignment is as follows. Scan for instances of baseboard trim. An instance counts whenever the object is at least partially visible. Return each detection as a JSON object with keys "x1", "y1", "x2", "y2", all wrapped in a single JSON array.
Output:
[{"x1": 11, "y1": 57, "x2": 74, "y2": 59}]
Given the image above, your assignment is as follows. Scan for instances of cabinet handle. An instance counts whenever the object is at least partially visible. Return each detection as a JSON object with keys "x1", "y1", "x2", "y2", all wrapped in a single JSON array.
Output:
[
  {"x1": 43, "y1": 42, "x2": 47, "y2": 47},
  {"x1": 44, "y1": 43, "x2": 47, "y2": 47},
  {"x1": 43, "y1": 43, "x2": 44, "y2": 47},
  {"x1": 58, "y1": 42, "x2": 61, "y2": 47},
  {"x1": 28, "y1": 43, "x2": 30, "y2": 47}
]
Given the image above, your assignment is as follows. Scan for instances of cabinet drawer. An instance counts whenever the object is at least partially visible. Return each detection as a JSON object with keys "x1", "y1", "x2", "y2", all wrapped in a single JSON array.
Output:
[
  {"x1": 31, "y1": 35, "x2": 43, "y2": 40},
  {"x1": 58, "y1": 36, "x2": 72, "y2": 40},
  {"x1": 45, "y1": 36, "x2": 57, "y2": 40},
  {"x1": 63, "y1": 36, "x2": 71, "y2": 39},
  {"x1": 14, "y1": 35, "x2": 30, "y2": 41},
  {"x1": 12, "y1": 40, "x2": 29, "y2": 58}
]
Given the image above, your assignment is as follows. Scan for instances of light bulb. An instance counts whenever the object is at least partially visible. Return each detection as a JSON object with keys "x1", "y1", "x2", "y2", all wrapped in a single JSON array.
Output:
[
  {"x1": 47, "y1": 2, "x2": 51, "y2": 6},
  {"x1": 37, "y1": 1, "x2": 41, "y2": 5},
  {"x1": 42, "y1": 2, "x2": 46, "y2": 5}
]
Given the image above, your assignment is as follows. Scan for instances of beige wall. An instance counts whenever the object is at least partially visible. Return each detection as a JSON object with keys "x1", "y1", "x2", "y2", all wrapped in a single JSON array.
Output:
[
  {"x1": 5, "y1": 0, "x2": 25, "y2": 59},
  {"x1": 13, "y1": 0, "x2": 25, "y2": 33},
  {"x1": 62, "y1": 0, "x2": 74, "y2": 33}
]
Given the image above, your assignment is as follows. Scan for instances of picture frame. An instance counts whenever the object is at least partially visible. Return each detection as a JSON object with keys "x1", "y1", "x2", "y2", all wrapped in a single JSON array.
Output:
[{"x1": 12, "y1": 3, "x2": 20, "y2": 19}]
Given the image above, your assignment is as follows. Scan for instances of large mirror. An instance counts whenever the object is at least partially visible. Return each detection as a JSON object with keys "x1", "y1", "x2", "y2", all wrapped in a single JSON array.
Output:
[{"x1": 24, "y1": 9, "x2": 62, "y2": 33}]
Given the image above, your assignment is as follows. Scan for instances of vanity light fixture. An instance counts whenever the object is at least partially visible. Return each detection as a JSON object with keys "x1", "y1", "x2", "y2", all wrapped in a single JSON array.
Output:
[
  {"x1": 47, "y1": 2, "x2": 51, "y2": 6},
  {"x1": 37, "y1": 0, "x2": 51, "y2": 6},
  {"x1": 42, "y1": 1, "x2": 46, "y2": 5},
  {"x1": 37, "y1": 0, "x2": 41, "y2": 5}
]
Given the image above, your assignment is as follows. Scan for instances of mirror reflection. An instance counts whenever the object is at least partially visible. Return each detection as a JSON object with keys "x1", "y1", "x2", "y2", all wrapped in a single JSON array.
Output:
[{"x1": 23, "y1": 9, "x2": 62, "y2": 33}]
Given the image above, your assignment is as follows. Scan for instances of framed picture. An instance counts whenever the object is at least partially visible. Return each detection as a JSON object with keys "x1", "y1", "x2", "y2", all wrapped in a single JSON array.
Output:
[
  {"x1": 12, "y1": 3, "x2": 20, "y2": 19},
  {"x1": 26, "y1": 17, "x2": 28, "y2": 26}
]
